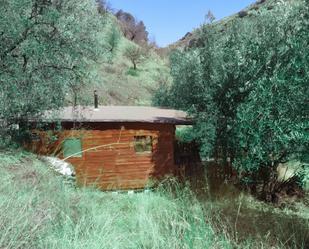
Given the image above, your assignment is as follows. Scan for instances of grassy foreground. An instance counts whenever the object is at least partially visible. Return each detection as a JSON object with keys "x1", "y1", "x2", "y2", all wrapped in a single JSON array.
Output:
[
  {"x1": 0, "y1": 150, "x2": 307, "y2": 249},
  {"x1": 0, "y1": 151, "x2": 228, "y2": 249}
]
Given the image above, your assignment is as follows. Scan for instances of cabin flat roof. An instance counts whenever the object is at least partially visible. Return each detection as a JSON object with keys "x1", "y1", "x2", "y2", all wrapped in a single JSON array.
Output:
[{"x1": 40, "y1": 106, "x2": 193, "y2": 125}]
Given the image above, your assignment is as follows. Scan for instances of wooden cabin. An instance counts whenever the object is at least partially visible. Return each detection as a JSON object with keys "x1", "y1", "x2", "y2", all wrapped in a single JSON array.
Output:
[{"x1": 28, "y1": 105, "x2": 192, "y2": 190}]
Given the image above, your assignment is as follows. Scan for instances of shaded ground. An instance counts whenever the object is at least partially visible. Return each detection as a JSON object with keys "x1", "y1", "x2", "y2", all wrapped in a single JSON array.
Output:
[{"x1": 186, "y1": 162, "x2": 309, "y2": 248}]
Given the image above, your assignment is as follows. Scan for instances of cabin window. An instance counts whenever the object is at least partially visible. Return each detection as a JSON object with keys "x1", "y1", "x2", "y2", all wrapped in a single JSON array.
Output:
[
  {"x1": 63, "y1": 138, "x2": 82, "y2": 158},
  {"x1": 31, "y1": 132, "x2": 41, "y2": 142},
  {"x1": 134, "y1": 136, "x2": 152, "y2": 153}
]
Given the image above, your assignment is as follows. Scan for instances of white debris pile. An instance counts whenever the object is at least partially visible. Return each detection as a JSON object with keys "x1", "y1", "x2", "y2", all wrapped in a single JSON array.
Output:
[
  {"x1": 40, "y1": 156, "x2": 75, "y2": 177},
  {"x1": 277, "y1": 160, "x2": 303, "y2": 182}
]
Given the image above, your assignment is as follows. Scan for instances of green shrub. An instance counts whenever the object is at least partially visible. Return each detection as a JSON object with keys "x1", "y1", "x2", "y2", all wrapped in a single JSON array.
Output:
[{"x1": 126, "y1": 67, "x2": 140, "y2": 77}]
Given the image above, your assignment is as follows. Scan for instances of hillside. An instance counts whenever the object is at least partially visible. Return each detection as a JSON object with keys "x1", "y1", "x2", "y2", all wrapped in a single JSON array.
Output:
[
  {"x1": 167, "y1": 0, "x2": 300, "y2": 50},
  {"x1": 93, "y1": 38, "x2": 170, "y2": 106},
  {"x1": 72, "y1": 15, "x2": 171, "y2": 107}
]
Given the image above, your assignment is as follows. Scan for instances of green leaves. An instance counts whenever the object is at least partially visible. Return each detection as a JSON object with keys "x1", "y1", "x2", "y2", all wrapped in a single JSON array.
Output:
[
  {"x1": 158, "y1": 0, "x2": 309, "y2": 182},
  {"x1": 0, "y1": 0, "x2": 111, "y2": 135}
]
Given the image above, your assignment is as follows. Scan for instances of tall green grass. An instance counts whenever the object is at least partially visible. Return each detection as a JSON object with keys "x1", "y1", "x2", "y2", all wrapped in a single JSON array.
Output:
[
  {"x1": 0, "y1": 151, "x2": 229, "y2": 249},
  {"x1": 0, "y1": 151, "x2": 307, "y2": 249}
]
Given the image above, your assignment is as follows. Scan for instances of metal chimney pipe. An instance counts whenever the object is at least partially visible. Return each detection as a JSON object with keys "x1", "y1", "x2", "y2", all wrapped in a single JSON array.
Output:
[{"x1": 94, "y1": 90, "x2": 98, "y2": 109}]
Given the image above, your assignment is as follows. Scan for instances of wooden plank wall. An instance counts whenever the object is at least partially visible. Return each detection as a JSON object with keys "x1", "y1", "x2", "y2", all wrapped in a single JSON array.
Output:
[{"x1": 30, "y1": 122, "x2": 176, "y2": 190}]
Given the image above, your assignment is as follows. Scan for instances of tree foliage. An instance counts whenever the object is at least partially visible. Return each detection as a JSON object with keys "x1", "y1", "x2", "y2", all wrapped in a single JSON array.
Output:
[
  {"x1": 123, "y1": 44, "x2": 146, "y2": 70},
  {"x1": 154, "y1": 0, "x2": 309, "y2": 192},
  {"x1": 0, "y1": 0, "x2": 110, "y2": 135},
  {"x1": 106, "y1": 25, "x2": 121, "y2": 53}
]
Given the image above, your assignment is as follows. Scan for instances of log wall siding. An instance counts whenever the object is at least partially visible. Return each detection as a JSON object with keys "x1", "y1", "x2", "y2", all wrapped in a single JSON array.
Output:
[{"x1": 29, "y1": 122, "x2": 176, "y2": 190}]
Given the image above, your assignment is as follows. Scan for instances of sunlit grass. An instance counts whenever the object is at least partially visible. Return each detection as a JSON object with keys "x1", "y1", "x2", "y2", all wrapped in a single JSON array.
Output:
[
  {"x1": 0, "y1": 150, "x2": 307, "y2": 249},
  {"x1": 0, "y1": 151, "x2": 226, "y2": 249}
]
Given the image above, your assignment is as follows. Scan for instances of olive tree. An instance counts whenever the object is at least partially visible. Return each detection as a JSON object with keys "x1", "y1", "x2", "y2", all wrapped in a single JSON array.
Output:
[
  {"x1": 0, "y1": 0, "x2": 110, "y2": 139},
  {"x1": 123, "y1": 44, "x2": 146, "y2": 70},
  {"x1": 155, "y1": 0, "x2": 309, "y2": 198},
  {"x1": 233, "y1": 1, "x2": 309, "y2": 199}
]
